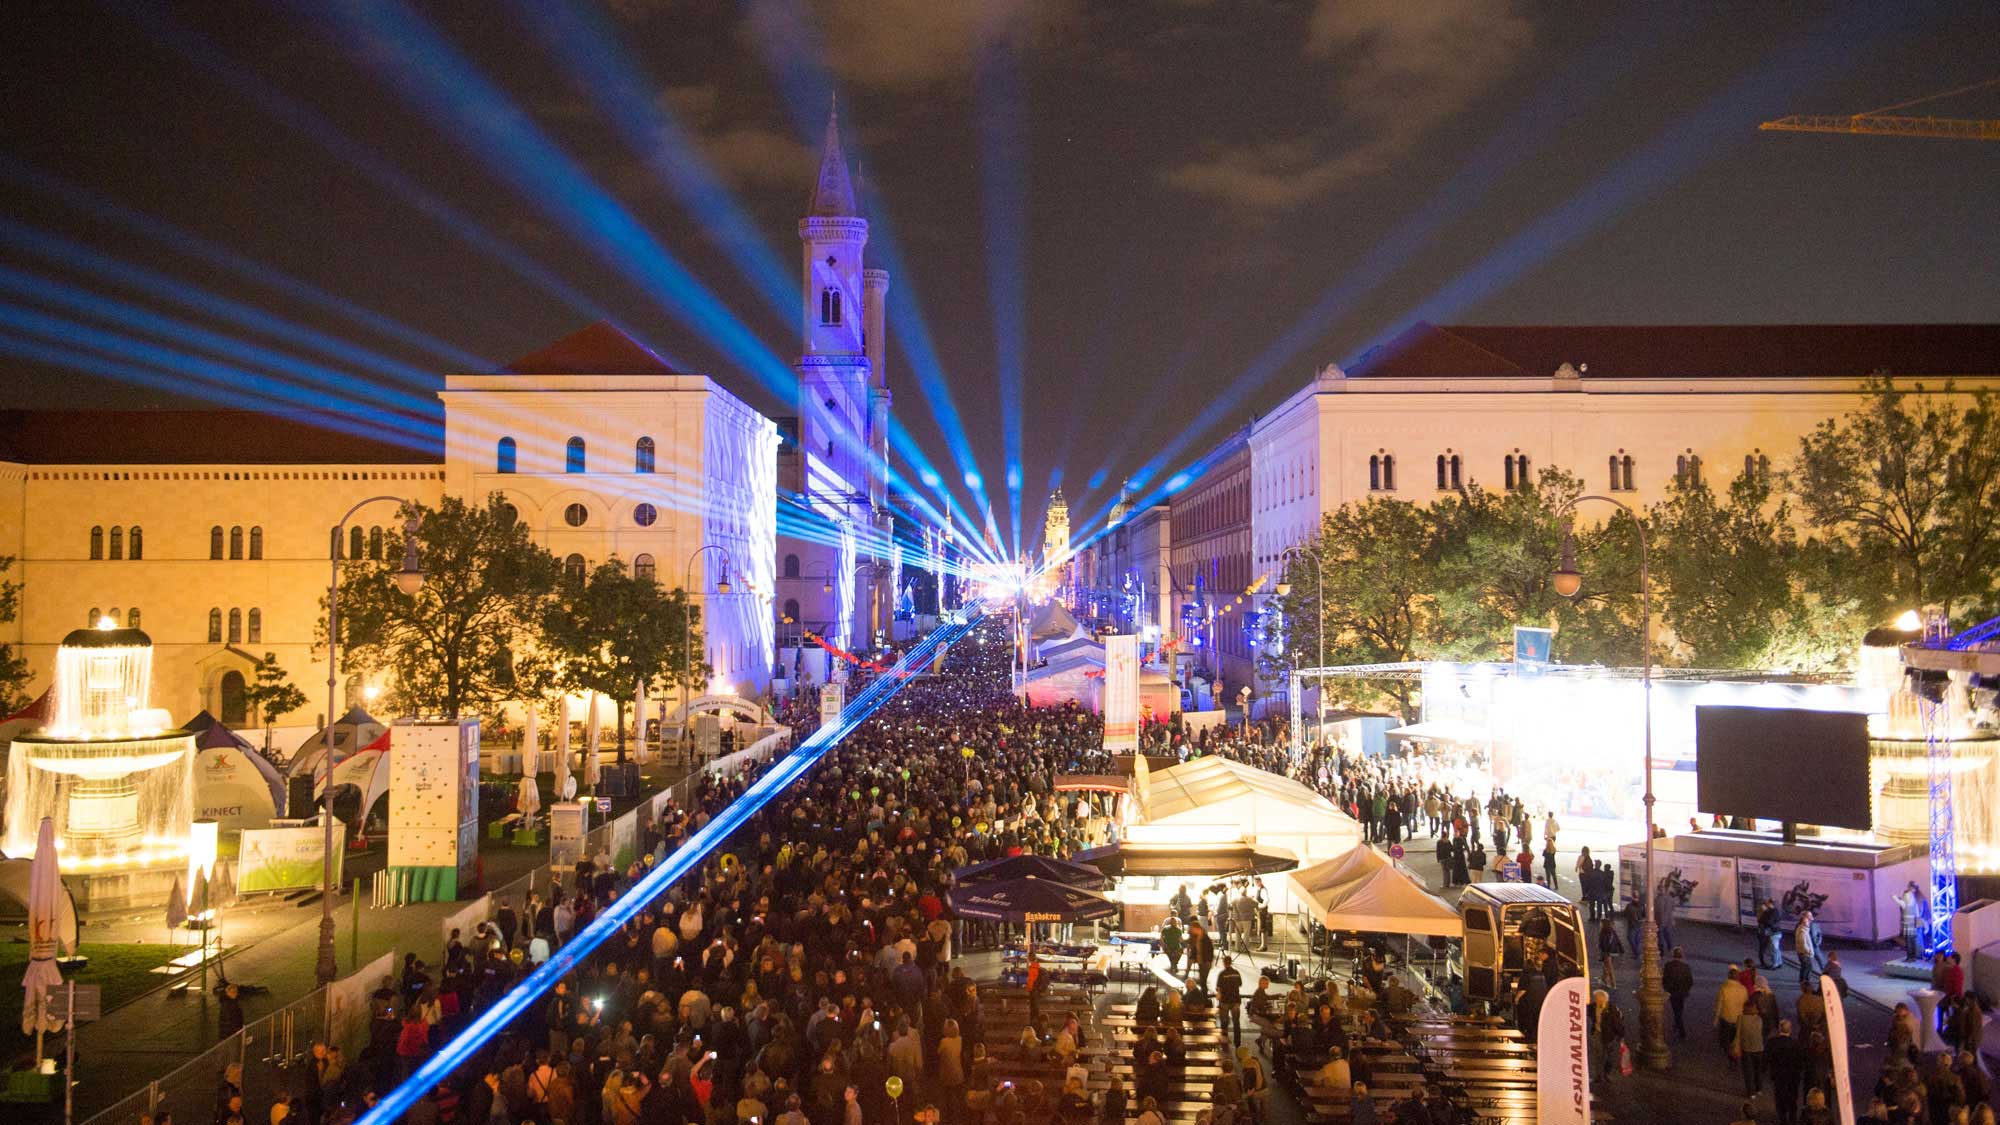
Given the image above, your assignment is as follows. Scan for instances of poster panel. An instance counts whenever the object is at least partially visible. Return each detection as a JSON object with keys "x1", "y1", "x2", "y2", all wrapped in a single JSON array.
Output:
[
  {"x1": 328, "y1": 952, "x2": 395, "y2": 1055},
  {"x1": 1618, "y1": 844, "x2": 1738, "y2": 925},
  {"x1": 549, "y1": 802, "x2": 588, "y2": 870},
  {"x1": 820, "y1": 683, "x2": 845, "y2": 728},
  {"x1": 1104, "y1": 635, "x2": 1139, "y2": 754},
  {"x1": 1535, "y1": 976, "x2": 1591, "y2": 1125},
  {"x1": 1736, "y1": 859, "x2": 1875, "y2": 940},
  {"x1": 609, "y1": 812, "x2": 638, "y2": 870},
  {"x1": 237, "y1": 826, "x2": 340, "y2": 894}
]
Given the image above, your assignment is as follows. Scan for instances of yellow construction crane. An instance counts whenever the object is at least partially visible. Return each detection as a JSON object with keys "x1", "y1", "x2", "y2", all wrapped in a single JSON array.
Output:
[{"x1": 1760, "y1": 77, "x2": 2000, "y2": 140}]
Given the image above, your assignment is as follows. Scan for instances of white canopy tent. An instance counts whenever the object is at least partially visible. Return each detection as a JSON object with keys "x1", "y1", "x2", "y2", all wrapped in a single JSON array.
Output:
[
  {"x1": 1134, "y1": 756, "x2": 1363, "y2": 913},
  {"x1": 1288, "y1": 845, "x2": 1463, "y2": 938}
]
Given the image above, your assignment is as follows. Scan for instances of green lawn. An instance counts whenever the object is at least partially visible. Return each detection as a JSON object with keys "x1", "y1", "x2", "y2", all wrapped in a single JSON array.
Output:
[{"x1": 0, "y1": 941, "x2": 186, "y2": 1060}]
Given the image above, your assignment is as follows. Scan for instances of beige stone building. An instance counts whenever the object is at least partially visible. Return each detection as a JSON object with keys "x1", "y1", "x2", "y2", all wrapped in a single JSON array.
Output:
[{"x1": 0, "y1": 322, "x2": 778, "y2": 731}]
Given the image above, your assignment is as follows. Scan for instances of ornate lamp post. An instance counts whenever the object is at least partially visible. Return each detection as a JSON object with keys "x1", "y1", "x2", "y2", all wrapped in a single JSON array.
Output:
[
  {"x1": 320, "y1": 498, "x2": 424, "y2": 989},
  {"x1": 682, "y1": 545, "x2": 735, "y2": 751},
  {"x1": 1550, "y1": 494, "x2": 1669, "y2": 1070},
  {"x1": 1277, "y1": 544, "x2": 1325, "y2": 753}
]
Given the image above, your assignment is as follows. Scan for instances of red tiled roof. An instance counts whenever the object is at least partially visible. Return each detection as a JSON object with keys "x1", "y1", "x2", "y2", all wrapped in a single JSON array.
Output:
[
  {"x1": 1350, "y1": 322, "x2": 2000, "y2": 380},
  {"x1": 0, "y1": 409, "x2": 441, "y2": 465},
  {"x1": 498, "y1": 321, "x2": 685, "y2": 376}
]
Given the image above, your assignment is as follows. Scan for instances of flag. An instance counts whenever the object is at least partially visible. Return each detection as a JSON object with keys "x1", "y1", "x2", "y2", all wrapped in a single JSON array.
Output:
[{"x1": 1535, "y1": 976, "x2": 1591, "y2": 1125}]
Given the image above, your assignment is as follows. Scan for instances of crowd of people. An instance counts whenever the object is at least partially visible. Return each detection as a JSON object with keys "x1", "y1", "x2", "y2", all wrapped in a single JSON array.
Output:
[{"x1": 185, "y1": 616, "x2": 1165, "y2": 1125}]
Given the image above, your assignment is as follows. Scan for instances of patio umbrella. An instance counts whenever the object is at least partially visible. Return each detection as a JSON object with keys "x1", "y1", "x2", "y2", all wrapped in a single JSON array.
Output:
[
  {"x1": 633, "y1": 681, "x2": 649, "y2": 765},
  {"x1": 945, "y1": 875, "x2": 1120, "y2": 924},
  {"x1": 517, "y1": 776, "x2": 542, "y2": 819},
  {"x1": 522, "y1": 704, "x2": 539, "y2": 774},
  {"x1": 584, "y1": 694, "x2": 601, "y2": 786},
  {"x1": 555, "y1": 705, "x2": 574, "y2": 799},
  {"x1": 165, "y1": 874, "x2": 187, "y2": 938},
  {"x1": 952, "y1": 854, "x2": 1112, "y2": 890},
  {"x1": 22, "y1": 818, "x2": 65, "y2": 1052}
]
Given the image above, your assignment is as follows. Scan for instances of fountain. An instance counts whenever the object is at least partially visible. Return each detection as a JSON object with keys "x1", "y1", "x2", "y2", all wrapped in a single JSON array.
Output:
[{"x1": 3, "y1": 618, "x2": 196, "y2": 911}]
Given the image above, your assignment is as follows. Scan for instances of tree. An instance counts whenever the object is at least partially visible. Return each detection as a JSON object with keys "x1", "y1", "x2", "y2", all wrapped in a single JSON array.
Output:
[
  {"x1": 242, "y1": 652, "x2": 308, "y2": 757},
  {"x1": 1792, "y1": 376, "x2": 2000, "y2": 620},
  {"x1": 539, "y1": 557, "x2": 703, "y2": 763},
  {"x1": 330, "y1": 494, "x2": 560, "y2": 719},
  {"x1": 1649, "y1": 468, "x2": 1802, "y2": 668},
  {"x1": 0, "y1": 557, "x2": 29, "y2": 713},
  {"x1": 1426, "y1": 468, "x2": 1643, "y2": 667},
  {"x1": 1265, "y1": 498, "x2": 1443, "y2": 719}
]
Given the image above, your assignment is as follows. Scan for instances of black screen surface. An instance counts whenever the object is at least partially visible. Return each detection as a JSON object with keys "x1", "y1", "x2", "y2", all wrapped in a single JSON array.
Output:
[{"x1": 1694, "y1": 705, "x2": 1872, "y2": 830}]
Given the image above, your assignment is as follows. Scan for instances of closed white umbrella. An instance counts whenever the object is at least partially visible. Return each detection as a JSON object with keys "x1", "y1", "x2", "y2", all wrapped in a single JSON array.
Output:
[
  {"x1": 22, "y1": 817, "x2": 66, "y2": 1055},
  {"x1": 584, "y1": 694, "x2": 602, "y2": 787},
  {"x1": 522, "y1": 704, "x2": 540, "y2": 776},
  {"x1": 633, "y1": 681, "x2": 649, "y2": 765},
  {"x1": 555, "y1": 703, "x2": 574, "y2": 800},
  {"x1": 517, "y1": 776, "x2": 542, "y2": 819}
]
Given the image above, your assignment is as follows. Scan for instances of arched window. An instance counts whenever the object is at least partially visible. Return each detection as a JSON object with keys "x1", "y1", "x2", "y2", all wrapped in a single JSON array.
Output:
[
  {"x1": 127, "y1": 608, "x2": 140, "y2": 630},
  {"x1": 129, "y1": 526, "x2": 142, "y2": 560},
  {"x1": 1608, "y1": 454, "x2": 1621, "y2": 491},
  {"x1": 227, "y1": 608, "x2": 242, "y2": 643},
  {"x1": 565, "y1": 436, "x2": 586, "y2": 473},
  {"x1": 229, "y1": 526, "x2": 244, "y2": 559},
  {"x1": 1381, "y1": 453, "x2": 1396, "y2": 491},
  {"x1": 249, "y1": 527, "x2": 263, "y2": 560},
  {"x1": 350, "y1": 526, "x2": 365, "y2": 559},
  {"x1": 563, "y1": 503, "x2": 589, "y2": 528},
  {"x1": 368, "y1": 526, "x2": 384, "y2": 560},
  {"x1": 211, "y1": 526, "x2": 225, "y2": 560},
  {"x1": 331, "y1": 528, "x2": 342, "y2": 559},
  {"x1": 90, "y1": 526, "x2": 104, "y2": 560},
  {"x1": 1621, "y1": 455, "x2": 1634, "y2": 492},
  {"x1": 784, "y1": 554, "x2": 801, "y2": 579},
  {"x1": 632, "y1": 503, "x2": 657, "y2": 527},
  {"x1": 208, "y1": 608, "x2": 223, "y2": 644},
  {"x1": 496, "y1": 437, "x2": 517, "y2": 474},
  {"x1": 564, "y1": 554, "x2": 586, "y2": 583},
  {"x1": 88, "y1": 607, "x2": 99, "y2": 627},
  {"x1": 783, "y1": 598, "x2": 801, "y2": 623},
  {"x1": 247, "y1": 608, "x2": 262, "y2": 644},
  {"x1": 1436, "y1": 455, "x2": 1448, "y2": 491},
  {"x1": 1450, "y1": 455, "x2": 1462, "y2": 489},
  {"x1": 635, "y1": 437, "x2": 656, "y2": 474},
  {"x1": 499, "y1": 503, "x2": 518, "y2": 526},
  {"x1": 108, "y1": 526, "x2": 123, "y2": 560},
  {"x1": 219, "y1": 670, "x2": 247, "y2": 725},
  {"x1": 820, "y1": 287, "x2": 842, "y2": 326},
  {"x1": 1677, "y1": 451, "x2": 1701, "y2": 486},
  {"x1": 1369, "y1": 455, "x2": 1381, "y2": 492},
  {"x1": 634, "y1": 553, "x2": 656, "y2": 583}
]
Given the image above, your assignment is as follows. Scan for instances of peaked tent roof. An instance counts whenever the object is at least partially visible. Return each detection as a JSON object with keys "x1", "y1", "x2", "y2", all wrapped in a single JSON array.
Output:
[
  {"x1": 499, "y1": 322, "x2": 685, "y2": 376},
  {"x1": 1288, "y1": 845, "x2": 1463, "y2": 938},
  {"x1": 808, "y1": 104, "x2": 858, "y2": 218},
  {"x1": 1144, "y1": 755, "x2": 1348, "y2": 822}
]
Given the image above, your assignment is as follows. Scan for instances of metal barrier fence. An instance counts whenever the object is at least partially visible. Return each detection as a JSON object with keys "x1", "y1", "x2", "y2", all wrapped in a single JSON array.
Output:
[{"x1": 82, "y1": 961, "x2": 375, "y2": 1125}]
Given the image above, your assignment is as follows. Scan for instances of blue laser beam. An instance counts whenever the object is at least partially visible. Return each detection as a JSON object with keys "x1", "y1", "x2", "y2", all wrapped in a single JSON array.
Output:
[{"x1": 361, "y1": 607, "x2": 986, "y2": 1124}]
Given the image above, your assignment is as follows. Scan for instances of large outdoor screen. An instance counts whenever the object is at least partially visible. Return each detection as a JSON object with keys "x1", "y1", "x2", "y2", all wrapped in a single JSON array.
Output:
[{"x1": 1694, "y1": 705, "x2": 1872, "y2": 830}]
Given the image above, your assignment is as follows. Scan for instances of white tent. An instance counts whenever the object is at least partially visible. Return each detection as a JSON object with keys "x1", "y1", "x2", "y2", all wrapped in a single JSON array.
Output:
[
  {"x1": 288, "y1": 706, "x2": 386, "y2": 780},
  {"x1": 317, "y1": 747, "x2": 392, "y2": 825},
  {"x1": 1288, "y1": 845, "x2": 1463, "y2": 938},
  {"x1": 192, "y1": 721, "x2": 285, "y2": 833},
  {"x1": 1139, "y1": 756, "x2": 1363, "y2": 869}
]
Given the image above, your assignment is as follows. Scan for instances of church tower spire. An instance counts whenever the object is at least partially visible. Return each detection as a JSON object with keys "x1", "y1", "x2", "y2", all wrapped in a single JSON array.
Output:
[{"x1": 808, "y1": 98, "x2": 858, "y2": 218}]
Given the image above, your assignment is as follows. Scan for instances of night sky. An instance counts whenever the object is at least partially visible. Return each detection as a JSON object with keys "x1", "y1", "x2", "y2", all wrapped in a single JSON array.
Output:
[{"x1": 2, "y1": 2, "x2": 1996, "y2": 549}]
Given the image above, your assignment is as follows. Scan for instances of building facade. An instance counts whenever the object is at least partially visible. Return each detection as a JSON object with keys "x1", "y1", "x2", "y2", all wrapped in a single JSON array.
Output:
[
  {"x1": 0, "y1": 323, "x2": 781, "y2": 730},
  {"x1": 1166, "y1": 425, "x2": 1254, "y2": 688}
]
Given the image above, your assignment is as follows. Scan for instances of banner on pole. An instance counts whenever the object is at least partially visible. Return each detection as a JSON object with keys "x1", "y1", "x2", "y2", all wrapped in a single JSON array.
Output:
[
  {"x1": 1104, "y1": 635, "x2": 1139, "y2": 754},
  {"x1": 1822, "y1": 974, "x2": 1855, "y2": 1125},
  {"x1": 1535, "y1": 976, "x2": 1591, "y2": 1125}
]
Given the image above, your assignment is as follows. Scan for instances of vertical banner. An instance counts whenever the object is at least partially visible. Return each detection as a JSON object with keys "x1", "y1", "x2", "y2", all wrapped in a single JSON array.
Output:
[
  {"x1": 1822, "y1": 974, "x2": 1855, "y2": 1125},
  {"x1": 820, "y1": 683, "x2": 846, "y2": 729},
  {"x1": 1535, "y1": 976, "x2": 1591, "y2": 1125},
  {"x1": 1289, "y1": 673, "x2": 1304, "y2": 763},
  {"x1": 1104, "y1": 634, "x2": 1140, "y2": 754}
]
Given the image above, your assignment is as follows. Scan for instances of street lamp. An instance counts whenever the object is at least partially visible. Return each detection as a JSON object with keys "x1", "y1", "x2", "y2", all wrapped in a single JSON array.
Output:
[
  {"x1": 1278, "y1": 544, "x2": 1326, "y2": 756},
  {"x1": 682, "y1": 545, "x2": 736, "y2": 755},
  {"x1": 1549, "y1": 495, "x2": 1668, "y2": 1071},
  {"x1": 320, "y1": 497, "x2": 423, "y2": 990}
]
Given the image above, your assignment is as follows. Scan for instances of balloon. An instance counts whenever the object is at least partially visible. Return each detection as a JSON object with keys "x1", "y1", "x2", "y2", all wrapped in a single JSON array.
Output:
[{"x1": 885, "y1": 1077, "x2": 904, "y2": 1100}]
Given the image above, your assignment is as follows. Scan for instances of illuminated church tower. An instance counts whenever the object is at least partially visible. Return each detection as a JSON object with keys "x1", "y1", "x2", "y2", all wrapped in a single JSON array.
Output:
[
  {"x1": 1042, "y1": 488, "x2": 1072, "y2": 600},
  {"x1": 795, "y1": 102, "x2": 893, "y2": 650}
]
